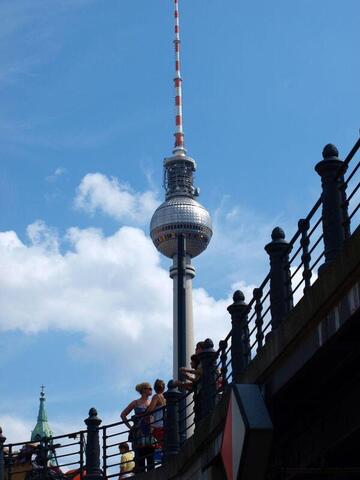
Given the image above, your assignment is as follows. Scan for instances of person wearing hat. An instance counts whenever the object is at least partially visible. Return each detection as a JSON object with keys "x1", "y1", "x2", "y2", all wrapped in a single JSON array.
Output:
[{"x1": 120, "y1": 382, "x2": 154, "y2": 473}]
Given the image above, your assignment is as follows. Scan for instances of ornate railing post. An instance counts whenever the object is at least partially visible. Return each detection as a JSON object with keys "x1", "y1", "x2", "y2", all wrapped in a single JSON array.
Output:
[
  {"x1": 163, "y1": 381, "x2": 182, "y2": 460},
  {"x1": 227, "y1": 291, "x2": 250, "y2": 383},
  {"x1": 0, "y1": 427, "x2": 6, "y2": 480},
  {"x1": 265, "y1": 227, "x2": 293, "y2": 330},
  {"x1": 84, "y1": 408, "x2": 102, "y2": 480},
  {"x1": 197, "y1": 339, "x2": 218, "y2": 421},
  {"x1": 315, "y1": 144, "x2": 349, "y2": 265}
]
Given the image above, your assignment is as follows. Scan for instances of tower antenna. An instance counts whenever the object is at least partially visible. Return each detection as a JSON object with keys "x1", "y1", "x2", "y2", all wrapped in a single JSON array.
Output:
[{"x1": 173, "y1": 0, "x2": 186, "y2": 155}]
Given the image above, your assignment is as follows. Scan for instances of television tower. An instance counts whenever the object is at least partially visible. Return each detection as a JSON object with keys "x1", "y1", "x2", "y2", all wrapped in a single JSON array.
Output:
[{"x1": 150, "y1": 0, "x2": 212, "y2": 379}]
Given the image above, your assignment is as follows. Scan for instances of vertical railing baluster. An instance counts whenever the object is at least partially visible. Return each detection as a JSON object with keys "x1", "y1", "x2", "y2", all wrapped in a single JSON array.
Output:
[
  {"x1": 80, "y1": 432, "x2": 84, "y2": 480},
  {"x1": 0, "y1": 428, "x2": 6, "y2": 480},
  {"x1": 298, "y1": 218, "x2": 312, "y2": 292},
  {"x1": 219, "y1": 340, "x2": 228, "y2": 391},
  {"x1": 254, "y1": 287, "x2": 264, "y2": 352},
  {"x1": 102, "y1": 427, "x2": 107, "y2": 480}
]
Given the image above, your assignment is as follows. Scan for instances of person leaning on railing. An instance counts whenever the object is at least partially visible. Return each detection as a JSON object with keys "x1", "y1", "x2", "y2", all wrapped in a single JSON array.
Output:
[
  {"x1": 120, "y1": 382, "x2": 155, "y2": 473},
  {"x1": 173, "y1": 353, "x2": 202, "y2": 392}
]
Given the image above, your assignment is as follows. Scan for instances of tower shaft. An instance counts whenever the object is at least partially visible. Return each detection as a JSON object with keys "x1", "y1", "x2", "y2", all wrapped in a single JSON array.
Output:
[{"x1": 170, "y1": 236, "x2": 195, "y2": 378}]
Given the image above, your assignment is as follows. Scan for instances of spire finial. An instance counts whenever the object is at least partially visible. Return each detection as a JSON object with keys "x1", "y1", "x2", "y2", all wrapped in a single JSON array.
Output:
[
  {"x1": 173, "y1": 0, "x2": 186, "y2": 155},
  {"x1": 31, "y1": 386, "x2": 53, "y2": 441}
]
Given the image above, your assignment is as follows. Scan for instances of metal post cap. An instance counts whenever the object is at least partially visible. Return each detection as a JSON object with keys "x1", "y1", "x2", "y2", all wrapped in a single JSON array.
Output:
[
  {"x1": 322, "y1": 143, "x2": 339, "y2": 160},
  {"x1": 227, "y1": 290, "x2": 248, "y2": 315},
  {"x1": 85, "y1": 408, "x2": 102, "y2": 426}
]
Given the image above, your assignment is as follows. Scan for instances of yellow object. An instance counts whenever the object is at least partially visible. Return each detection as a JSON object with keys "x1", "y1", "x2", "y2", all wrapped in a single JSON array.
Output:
[{"x1": 121, "y1": 451, "x2": 135, "y2": 473}]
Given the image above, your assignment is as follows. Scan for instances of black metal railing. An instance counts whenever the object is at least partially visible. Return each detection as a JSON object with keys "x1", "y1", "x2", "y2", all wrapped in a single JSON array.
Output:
[
  {"x1": 1, "y1": 138, "x2": 360, "y2": 479},
  {"x1": 214, "y1": 138, "x2": 360, "y2": 384}
]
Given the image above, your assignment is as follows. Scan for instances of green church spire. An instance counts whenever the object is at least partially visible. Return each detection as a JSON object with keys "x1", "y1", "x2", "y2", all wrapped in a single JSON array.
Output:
[{"x1": 31, "y1": 386, "x2": 53, "y2": 441}]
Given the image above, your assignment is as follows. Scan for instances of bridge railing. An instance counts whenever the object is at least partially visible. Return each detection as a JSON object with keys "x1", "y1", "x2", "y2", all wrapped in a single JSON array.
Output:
[
  {"x1": 1, "y1": 139, "x2": 360, "y2": 478},
  {"x1": 214, "y1": 137, "x2": 360, "y2": 385}
]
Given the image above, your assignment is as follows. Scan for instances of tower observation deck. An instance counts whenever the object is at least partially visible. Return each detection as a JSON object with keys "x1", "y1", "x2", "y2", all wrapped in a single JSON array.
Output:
[{"x1": 150, "y1": 0, "x2": 212, "y2": 379}]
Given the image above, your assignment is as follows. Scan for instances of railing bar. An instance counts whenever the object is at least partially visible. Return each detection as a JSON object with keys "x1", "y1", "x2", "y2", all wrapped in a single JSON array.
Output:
[
  {"x1": 105, "y1": 430, "x2": 130, "y2": 439},
  {"x1": 98, "y1": 419, "x2": 128, "y2": 430},
  {"x1": 308, "y1": 234, "x2": 324, "y2": 256},
  {"x1": 309, "y1": 251, "x2": 325, "y2": 271},
  {"x1": 289, "y1": 244, "x2": 302, "y2": 265},
  {"x1": 307, "y1": 215, "x2": 322, "y2": 238},
  {"x1": 260, "y1": 289, "x2": 270, "y2": 305},
  {"x1": 57, "y1": 460, "x2": 82, "y2": 468},
  {"x1": 290, "y1": 262, "x2": 303, "y2": 280},
  {"x1": 347, "y1": 180, "x2": 360, "y2": 203},
  {"x1": 51, "y1": 430, "x2": 87, "y2": 441},
  {"x1": 55, "y1": 450, "x2": 81, "y2": 459},
  {"x1": 340, "y1": 138, "x2": 360, "y2": 174},
  {"x1": 54, "y1": 441, "x2": 81, "y2": 449},
  {"x1": 260, "y1": 304, "x2": 271, "y2": 321},
  {"x1": 180, "y1": 422, "x2": 196, "y2": 433},
  {"x1": 248, "y1": 323, "x2": 257, "y2": 337},
  {"x1": 250, "y1": 338, "x2": 257, "y2": 350},
  {"x1": 291, "y1": 277, "x2": 305, "y2": 297},
  {"x1": 178, "y1": 402, "x2": 195, "y2": 414},
  {"x1": 344, "y1": 158, "x2": 360, "y2": 186},
  {"x1": 262, "y1": 319, "x2": 272, "y2": 335},
  {"x1": 105, "y1": 438, "x2": 129, "y2": 449},
  {"x1": 349, "y1": 201, "x2": 360, "y2": 220}
]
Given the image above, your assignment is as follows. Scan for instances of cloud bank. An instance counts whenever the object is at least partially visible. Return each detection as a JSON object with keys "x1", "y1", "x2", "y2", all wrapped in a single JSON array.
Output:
[{"x1": 0, "y1": 219, "x2": 241, "y2": 381}]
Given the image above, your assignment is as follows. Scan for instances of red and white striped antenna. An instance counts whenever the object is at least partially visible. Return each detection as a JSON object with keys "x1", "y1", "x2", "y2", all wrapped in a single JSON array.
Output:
[{"x1": 173, "y1": 0, "x2": 186, "y2": 155}]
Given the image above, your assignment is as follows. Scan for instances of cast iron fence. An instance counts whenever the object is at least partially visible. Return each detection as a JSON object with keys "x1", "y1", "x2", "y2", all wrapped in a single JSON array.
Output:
[{"x1": 1, "y1": 138, "x2": 360, "y2": 479}]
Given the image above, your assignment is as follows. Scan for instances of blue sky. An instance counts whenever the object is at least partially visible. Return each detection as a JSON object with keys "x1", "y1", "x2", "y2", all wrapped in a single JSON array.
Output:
[{"x1": 1, "y1": 0, "x2": 359, "y2": 442}]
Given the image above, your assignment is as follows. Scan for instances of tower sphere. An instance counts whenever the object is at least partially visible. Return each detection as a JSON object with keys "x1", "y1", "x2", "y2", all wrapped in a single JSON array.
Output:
[{"x1": 150, "y1": 196, "x2": 212, "y2": 258}]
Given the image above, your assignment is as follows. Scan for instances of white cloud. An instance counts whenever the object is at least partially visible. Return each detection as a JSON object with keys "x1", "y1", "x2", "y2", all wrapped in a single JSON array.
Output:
[
  {"x1": 0, "y1": 217, "x2": 258, "y2": 384},
  {"x1": 0, "y1": 416, "x2": 32, "y2": 445},
  {"x1": 74, "y1": 173, "x2": 159, "y2": 225}
]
